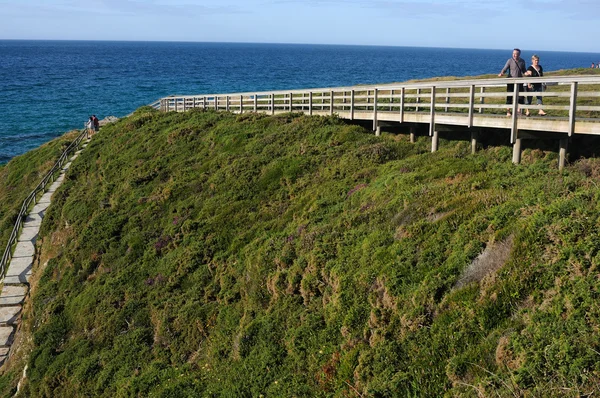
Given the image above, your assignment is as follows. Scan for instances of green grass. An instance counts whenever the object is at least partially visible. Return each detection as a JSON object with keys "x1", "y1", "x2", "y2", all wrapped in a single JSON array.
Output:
[{"x1": 2, "y1": 95, "x2": 600, "y2": 396}]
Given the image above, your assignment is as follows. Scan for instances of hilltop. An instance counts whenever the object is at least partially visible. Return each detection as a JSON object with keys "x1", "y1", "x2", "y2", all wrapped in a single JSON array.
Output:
[{"x1": 1, "y1": 106, "x2": 600, "y2": 396}]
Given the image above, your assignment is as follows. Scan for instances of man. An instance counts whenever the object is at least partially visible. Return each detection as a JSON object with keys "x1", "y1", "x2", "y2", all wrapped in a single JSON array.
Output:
[
  {"x1": 498, "y1": 48, "x2": 527, "y2": 116},
  {"x1": 92, "y1": 115, "x2": 99, "y2": 132}
]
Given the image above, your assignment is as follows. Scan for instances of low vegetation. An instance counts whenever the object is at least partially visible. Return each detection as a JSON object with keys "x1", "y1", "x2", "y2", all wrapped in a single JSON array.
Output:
[{"x1": 1, "y1": 96, "x2": 600, "y2": 396}]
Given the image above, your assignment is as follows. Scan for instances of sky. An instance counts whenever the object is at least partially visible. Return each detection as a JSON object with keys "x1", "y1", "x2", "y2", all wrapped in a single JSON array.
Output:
[{"x1": 0, "y1": 0, "x2": 598, "y2": 52}]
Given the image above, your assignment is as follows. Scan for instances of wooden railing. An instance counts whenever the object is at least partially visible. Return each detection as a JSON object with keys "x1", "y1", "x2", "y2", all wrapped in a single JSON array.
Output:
[
  {"x1": 151, "y1": 75, "x2": 600, "y2": 144},
  {"x1": 0, "y1": 128, "x2": 89, "y2": 281}
]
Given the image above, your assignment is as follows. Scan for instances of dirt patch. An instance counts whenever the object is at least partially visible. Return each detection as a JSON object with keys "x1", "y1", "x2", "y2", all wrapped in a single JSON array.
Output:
[{"x1": 454, "y1": 235, "x2": 514, "y2": 289}]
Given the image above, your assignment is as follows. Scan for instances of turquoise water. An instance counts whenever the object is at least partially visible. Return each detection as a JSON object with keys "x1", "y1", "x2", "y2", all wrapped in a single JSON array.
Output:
[{"x1": 1, "y1": 40, "x2": 598, "y2": 163}]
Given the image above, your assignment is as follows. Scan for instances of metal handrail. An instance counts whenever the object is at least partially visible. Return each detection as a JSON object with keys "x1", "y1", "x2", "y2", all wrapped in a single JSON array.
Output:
[{"x1": 0, "y1": 128, "x2": 89, "y2": 280}]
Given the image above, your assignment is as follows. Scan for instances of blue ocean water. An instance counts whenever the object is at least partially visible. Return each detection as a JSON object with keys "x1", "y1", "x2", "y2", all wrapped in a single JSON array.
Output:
[{"x1": 1, "y1": 40, "x2": 599, "y2": 164}]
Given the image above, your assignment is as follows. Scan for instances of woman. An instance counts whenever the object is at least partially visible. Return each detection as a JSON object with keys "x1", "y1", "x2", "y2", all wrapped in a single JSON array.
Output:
[{"x1": 524, "y1": 55, "x2": 547, "y2": 116}]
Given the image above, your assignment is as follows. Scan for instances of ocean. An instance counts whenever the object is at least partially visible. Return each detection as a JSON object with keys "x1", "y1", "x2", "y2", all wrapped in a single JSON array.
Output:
[{"x1": 1, "y1": 40, "x2": 599, "y2": 164}]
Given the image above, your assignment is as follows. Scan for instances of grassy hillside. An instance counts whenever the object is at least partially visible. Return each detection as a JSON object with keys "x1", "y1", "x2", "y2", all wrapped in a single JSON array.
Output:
[
  {"x1": 2, "y1": 108, "x2": 600, "y2": 396},
  {"x1": 0, "y1": 130, "x2": 82, "y2": 258}
]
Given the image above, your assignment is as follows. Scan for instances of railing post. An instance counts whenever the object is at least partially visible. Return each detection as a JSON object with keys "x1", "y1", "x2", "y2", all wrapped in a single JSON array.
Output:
[
  {"x1": 468, "y1": 85, "x2": 475, "y2": 128},
  {"x1": 445, "y1": 88, "x2": 450, "y2": 112},
  {"x1": 330, "y1": 90, "x2": 334, "y2": 116},
  {"x1": 479, "y1": 87, "x2": 485, "y2": 113},
  {"x1": 510, "y1": 83, "x2": 519, "y2": 143},
  {"x1": 373, "y1": 88, "x2": 378, "y2": 133},
  {"x1": 568, "y1": 82, "x2": 578, "y2": 137},
  {"x1": 429, "y1": 86, "x2": 436, "y2": 137},
  {"x1": 183, "y1": 97, "x2": 187, "y2": 112},
  {"x1": 289, "y1": 93, "x2": 293, "y2": 112},
  {"x1": 390, "y1": 89, "x2": 394, "y2": 111},
  {"x1": 416, "y1": 88, "x2": 421, "y2": 112},
  {"x1": 271, "y1": 94, "x2": 275, "y2": 115},
  {"x1": 226, "y1": 96, "x2": 230, "y2": 112},
  {"x1": 215, "y1": 96, "x2": 218, "y2": 111},
  {"x1": 175, "y1": 98, "x2": 178, "y2": 112},
  {"x1": 254, "y1": 94, "x2": 258, "y2": 112},
  {"x1": 204, "y1": 96, "x2": 207, "y2": 110},
  {"x1": 400, "y1": 87, "x2": 405, "y2": 123},
  {"x1": 240, "y1": 95, "x2": 243, "y2": 114},
  {"x1": 350, "y1": 90, "x2": 354, "y2": 120}
]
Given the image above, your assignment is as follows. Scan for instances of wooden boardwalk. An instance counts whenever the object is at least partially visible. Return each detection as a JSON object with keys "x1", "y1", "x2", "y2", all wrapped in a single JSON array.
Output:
[{"x1": 151, "y1": 75, "x2": 600, "y2": 169}]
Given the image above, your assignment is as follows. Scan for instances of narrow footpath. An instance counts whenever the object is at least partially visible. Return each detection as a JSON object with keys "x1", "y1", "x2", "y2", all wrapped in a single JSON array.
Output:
[{"x1": 0, "y1": 138, "x2": 90, "y2": 365}]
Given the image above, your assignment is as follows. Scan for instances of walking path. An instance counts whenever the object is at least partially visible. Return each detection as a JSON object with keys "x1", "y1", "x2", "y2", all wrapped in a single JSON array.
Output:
[{"x1": 0, "y1": 139, "x2": 89, "y2": 365}]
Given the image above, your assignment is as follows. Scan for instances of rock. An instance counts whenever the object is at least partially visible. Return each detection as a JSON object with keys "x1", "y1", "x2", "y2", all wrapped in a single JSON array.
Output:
[{"x1": 99, "y1": 116, "x2": 118, "y2": 126}]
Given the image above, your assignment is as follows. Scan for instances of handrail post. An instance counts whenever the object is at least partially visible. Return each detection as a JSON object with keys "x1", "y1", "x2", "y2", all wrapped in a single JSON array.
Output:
[
  {"x1": 350, "y1": 90, "x2": 355, "y2": 120},
  {"x1": 204, "y1": 96, "x2": 207, "y2": 110},
  {"x1": 254, "y1": 94, "x2": 258, "y2": 112},
  {"x1": 309, "y1": 92, "x2": 313, "y2": 116},
  {"x1": 183, "y1": 97, "x2": 187, "y2": 112},
  {"x1": 271, "y1": 94, "x2": 275, "y2": 115},
  {"x1": 416, "y1": 88, "x2": 421, "y2": 112},
  {"x1": 215, "y1": 96, "x2": 218, "y2": 111},
  {"x1": 568, "y1": 82, "x2": 578, "y2": 137},
  {"x1": 330, "y1": 90, "x2": 334, "y2": 116},
  {"x1": 468, "y1": 85, "x2": 475, "y2": 128},
  {"x1": 289, "y1": 93, "x2": 293, "y2": 112},
  {"x1": 226, "y1": 96, "x2": 230, "y2": 112},
  {"x1": 510, "y1": 83, "x2": 519, "y2": 143},
  {"x1": 445, "y1": 87, "x2": 450, "y2": 112},
  {"x1": 373, "y1": 88, "x2": 378, "y2": 133},
  {"x1": 479, "y1": 87, "x2": 485, "y2": 113},
  {"x1": 400, "y1": 87, "x2": 405, "y2": 123},
  {"x1": 429, "y1": 86, "x2": 436, "y2": 137},
  {"x1": 240, "y1": 95, "x2": 243, "y2": 114}
]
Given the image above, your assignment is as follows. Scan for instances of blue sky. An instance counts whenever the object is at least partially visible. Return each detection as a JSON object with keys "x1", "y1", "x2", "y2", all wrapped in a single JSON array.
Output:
[{"x1": 0, "y1": 0, "x2": 598, "y2": 52}]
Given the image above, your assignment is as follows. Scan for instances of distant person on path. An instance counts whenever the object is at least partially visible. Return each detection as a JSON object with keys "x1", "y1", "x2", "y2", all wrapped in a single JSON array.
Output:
[
  {"x1": 592, "y1": 63, "x2": 596, "y2": 68},
  {"x1": 523, "y1": 55, "x2": 547, "y2": 116},
  {"x1": 499, "y1": 48, "x2": 527, "y2": 116},
  {"x1": 92, "y1": 115, "x2": 99, "y2": 132},
  {"x1": 86, "y1": 116, "x2": 94, "y2": 138}
]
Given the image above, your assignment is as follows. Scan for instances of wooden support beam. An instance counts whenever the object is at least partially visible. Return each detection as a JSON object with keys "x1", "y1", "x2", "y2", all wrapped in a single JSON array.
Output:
[
  {"x1": 409, "y1": 126, "x2": 416, "y2": 143},
  {"x1": 471, "y1": 129, "x2": 478, "y2": 154},
  {"x1": 512, "y1": 137, "x2": 522, "y2": 164},
  {"x1": 559, "y1": 138, "x2": 569, "y2": 170},
  {"x1": 431, "y1": 130, "x2": 439, "y2": 152}
]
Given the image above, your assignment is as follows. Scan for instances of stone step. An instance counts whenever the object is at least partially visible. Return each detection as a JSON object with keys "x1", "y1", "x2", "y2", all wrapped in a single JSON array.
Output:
[
  {"x1": 3, "y1": 276, "x2": 29, "y2": 286},
  {"x1": 0, "y1": 326, "x2": 14, "y2": 347},
  {"x1": 31, "y1": 202, "x2": 49, "y2": 215},
  {"x1": 0, "y1": 307, "x2": 21, "y2": 326},
  {"x1": 17, "y1": 226, "x2": 38, "y2": 243},
  {"x1": 12, "y1": 241, "x2": 35, "y2": 258},
  {"x1": 5, "y1": 257, "x2": 33, "y2": 285},
  {"x1": 0, "y1": 286, "x2": 28, "y2": 307}
]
